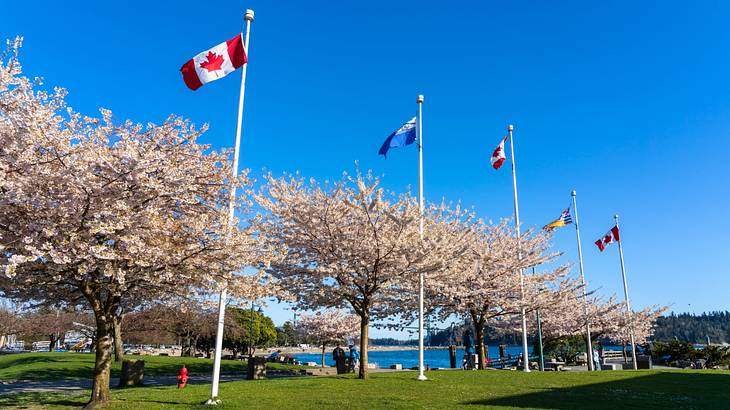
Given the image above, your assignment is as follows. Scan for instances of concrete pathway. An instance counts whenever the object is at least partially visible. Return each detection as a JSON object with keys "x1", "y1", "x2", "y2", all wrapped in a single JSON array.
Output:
[{"x1": 0, "y1": 374, "x2": 240, "y2": 395}]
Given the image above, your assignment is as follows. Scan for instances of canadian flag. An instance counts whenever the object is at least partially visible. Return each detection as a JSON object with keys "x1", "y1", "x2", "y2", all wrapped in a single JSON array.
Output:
[
  {"x1": 595, "y1": 225, "x2": 620, "y2": 251},
  {"x1": 491, "y1": 136, "x2": 507, "y2": 170},
  {"x1": 180, "y1": 34, "x2": 247, "y2": 91}
]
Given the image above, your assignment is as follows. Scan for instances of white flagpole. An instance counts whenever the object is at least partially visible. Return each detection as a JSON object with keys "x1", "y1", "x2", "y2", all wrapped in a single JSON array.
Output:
[
  {"x1": 614, "y1": 214, "x2": 638, "y2": 370},
  {"x1": 208, "y1": 9, "x2": 254, "y2": 405},
  {"x1": 571, "y1": 190, "x2": 594, "y2": 371},
  {"x1": 416, "y1": 94, "x2": 427, "y2": 381},
  {"x1": 507, "y1": 124, "x2": 530, "y2": 372}
]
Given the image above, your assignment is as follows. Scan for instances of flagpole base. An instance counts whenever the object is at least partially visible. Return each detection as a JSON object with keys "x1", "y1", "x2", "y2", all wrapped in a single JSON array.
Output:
[
  {"x1": 205, "y1": 398, "x2": 222, "y2": 406},
  {"x1": 417, "y1": 374, "x2": 428, "y2": 381}
]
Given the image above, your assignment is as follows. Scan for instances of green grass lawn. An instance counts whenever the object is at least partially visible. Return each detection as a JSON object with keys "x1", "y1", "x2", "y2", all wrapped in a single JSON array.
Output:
[
  {"x1": 0, "y1": 352, "x2": 299, "y2": 381},
  {"x1": 2, "y1": 367, "x2": 730, "y2": 409}
]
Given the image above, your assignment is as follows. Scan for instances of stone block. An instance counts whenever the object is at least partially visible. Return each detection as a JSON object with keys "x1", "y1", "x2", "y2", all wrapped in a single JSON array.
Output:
[
  {"x1": 247, "y1": 356, "x2": 267, "y2": 380},
  {"x1": 119, "y1": 360, "x2": 145, "y2": 387}
]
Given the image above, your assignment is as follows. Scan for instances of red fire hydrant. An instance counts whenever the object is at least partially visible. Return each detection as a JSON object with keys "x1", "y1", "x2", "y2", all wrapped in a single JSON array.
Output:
[{"x1": 177, "y1": 365, "x2": 188, "y2": 389}]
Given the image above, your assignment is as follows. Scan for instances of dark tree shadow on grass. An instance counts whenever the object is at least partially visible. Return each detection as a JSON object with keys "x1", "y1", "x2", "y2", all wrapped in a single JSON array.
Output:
[
  {"x1": 0, "y1": 354, "x2": 94, "y2": 380},
  {"x1": 466, "y1": 372, "x2": 730, "y2": 409},
  {"x1": 0, "y1": 353, "x2": 252, "y2": 381},
  {"x1": 0, "y1": 391, "x2": 87, "y2": 408}
]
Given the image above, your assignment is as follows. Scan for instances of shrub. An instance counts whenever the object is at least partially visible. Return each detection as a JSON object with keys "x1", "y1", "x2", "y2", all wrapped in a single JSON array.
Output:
[
  {"x1": 541, "y1": 336, "x2": 585, "y2": 364},
  {"x1": 648, "y1": 340, "x2": 696, "y2": 364}
]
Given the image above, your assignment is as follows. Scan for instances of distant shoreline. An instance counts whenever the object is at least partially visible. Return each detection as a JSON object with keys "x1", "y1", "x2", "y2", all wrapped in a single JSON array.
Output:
[{"x1": 267, "y1": 345, "x2": 462, "y2": 355}]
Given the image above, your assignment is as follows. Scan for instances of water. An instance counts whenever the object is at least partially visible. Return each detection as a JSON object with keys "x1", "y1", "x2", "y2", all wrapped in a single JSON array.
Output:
[{"x1": 293, "y1": 345, "x2": 531, "y2": 369}]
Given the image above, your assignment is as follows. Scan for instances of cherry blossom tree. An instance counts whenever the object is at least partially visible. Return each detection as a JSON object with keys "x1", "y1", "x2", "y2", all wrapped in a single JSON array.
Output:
[
  {"x1": 296, "y1": 310, "x2": 360, "y2": 367},
  {"x1": 0, "y1": 39, "x2": 273, "y2": 407},
  {"x1": 520, "y1": 290, "x2": 666, "y2": 362},
  {"x1": 424, "y1": 219, "x2": 575, "y2": 368},
  {"x1": 257, "y1": 171, "x2": 474, "y2": 379},
  {"x1": 123, "y1": 302, "x2": 217, "y2": 357},
  {"x1": 601, "y1": 303, "x2": 666, "y2": 356},
  {"x1": 0, "y1": 302, "x2": 21, "y2": 346},
  {"x1": 19, "y1": 308, "x2": 81, "y2": 351},
  {"x1": 122, "y1": 309, "x2": 177, "y2": 346},
  {"x1": 531, "y1": 293, "x2": 625, "y2": 340}
]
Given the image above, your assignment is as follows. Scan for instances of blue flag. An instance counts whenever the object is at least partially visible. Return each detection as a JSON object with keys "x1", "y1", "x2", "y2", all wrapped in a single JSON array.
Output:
[{"x1": 378, "y1": 117, "x2": 417, "y2": 158}]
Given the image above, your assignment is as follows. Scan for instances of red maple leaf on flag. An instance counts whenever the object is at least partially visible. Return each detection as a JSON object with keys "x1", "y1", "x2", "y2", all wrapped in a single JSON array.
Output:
[{"x1": 199, "y1": 51, "x2": 225, "y2": 72}]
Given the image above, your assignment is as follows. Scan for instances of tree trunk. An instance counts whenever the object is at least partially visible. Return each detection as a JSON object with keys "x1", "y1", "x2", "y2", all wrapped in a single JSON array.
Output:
[
  {"x1": 358, "y1": 314, "x2": 369, "y2": 379},
  {"x1": 112, "y1": 314, "x2": 123, "y2": 362},
  {"x1": 471, "y1": 310, "x2": 486, "y2": 370},
  {"x1": 181, "y1": 334, "x2": 190, "y2": 357},
  {"x1": 321, "y1": 343, "x2": 326, "y2": 368},
  {"x1": 48, "y1": 334, "x2": 57, "y2": 352},
  {"x1": 88, "y1": 311, "x2": 114, "y2": 408},
  {"x1": 475, "y1": 328, "x2": 486, "y2": 370}
]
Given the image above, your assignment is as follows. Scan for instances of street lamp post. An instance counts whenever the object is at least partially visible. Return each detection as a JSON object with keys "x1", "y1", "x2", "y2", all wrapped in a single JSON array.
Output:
[
  {"x1": 533, "y1": 268, "x2": 545, "y2": 371},
  {"x1": 248, "y1": 302, "x2": 254, "y2": 357},
  {"x1": 536, "y1": 309, "x2": 545, "y2": 371}
]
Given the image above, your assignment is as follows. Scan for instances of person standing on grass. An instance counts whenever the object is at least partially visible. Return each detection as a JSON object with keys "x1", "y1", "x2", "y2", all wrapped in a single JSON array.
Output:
[
  {"x1": 463, "y1": 329, "x2": 475, "y2": 370},
  {"x1": 349, "y1": 345, "x2": 360, "y2": 373},
  {"x1": 333, "y1": 343, "x2": 346, "y2": 374},
  {"x1": 592, "y1": 348, "x2": 601, "y2": 371},
  {"x1": 597, "y1": 341, "x2": 604, "y2": 364}
]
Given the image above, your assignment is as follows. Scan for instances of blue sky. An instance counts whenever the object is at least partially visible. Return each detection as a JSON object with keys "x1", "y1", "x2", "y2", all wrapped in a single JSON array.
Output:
[{"x1": 4, "y1": 0, "x2": 730, "y2": 338}]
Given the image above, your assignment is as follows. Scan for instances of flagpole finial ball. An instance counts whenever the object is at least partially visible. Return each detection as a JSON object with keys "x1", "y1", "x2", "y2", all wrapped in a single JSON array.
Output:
[
  {"x1": 571, "y1": 190, "x2": 577, "y2": 197},
  {"x1": 245, "y1": 9, "x2": 255, "y2": 21},
  {"x1": 417, "y1": 95, "x2": 424, "y2": 104},
  {"x1": 507, "y1": 124, "x2": 514, "y2": 132},
  {"x1": 614, "y1": 214, "x2": 619, "y2": 220}
]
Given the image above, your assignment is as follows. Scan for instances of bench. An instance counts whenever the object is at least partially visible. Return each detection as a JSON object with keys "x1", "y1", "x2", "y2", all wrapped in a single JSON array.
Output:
[
  {"x1": 306, "y1": 367, "x2": 338, "y2": 376},
  {"x1": 544, "y1": 361, "x2": 566, "y2": 371}
]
